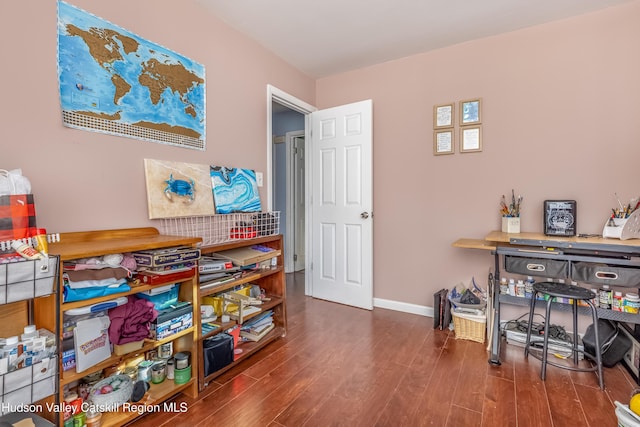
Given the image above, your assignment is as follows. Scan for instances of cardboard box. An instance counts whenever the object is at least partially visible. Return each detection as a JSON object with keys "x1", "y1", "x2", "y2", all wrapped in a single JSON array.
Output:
[
  {"x1": 132, "y1": 247, "x2": 201, "y2": 268},
  {"x1": 135, "y1": 268, "x2": 195, "y2": 285},
  {"x1": 215, "y1": 245, "x2": 281, "y2": 267},
  {"x1": 151, "y1": 302, "x2": 193, "y2": 340},
  {"x1": 113, "y1": 339, "x2": 145, "y2": 356}
]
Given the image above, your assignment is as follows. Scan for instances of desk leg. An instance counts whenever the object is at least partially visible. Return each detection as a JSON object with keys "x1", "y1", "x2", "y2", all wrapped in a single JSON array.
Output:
[{"x1": 489, "y1": 251, "x2": 502, "y2": 366}]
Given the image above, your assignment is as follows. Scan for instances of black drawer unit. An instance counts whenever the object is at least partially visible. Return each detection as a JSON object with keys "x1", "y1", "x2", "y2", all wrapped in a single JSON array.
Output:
[
  {"x1": 572, "y1": 262, "x2": 640, "y2": 287},
  {"x1": 504, "y1": 255, "x2": 569, "y2": 278}
]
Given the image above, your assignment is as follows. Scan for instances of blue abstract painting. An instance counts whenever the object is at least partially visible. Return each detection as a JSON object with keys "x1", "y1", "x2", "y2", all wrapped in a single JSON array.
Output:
[{"x1": 210, "y1": 166, "x2": 261, "y2": 214}]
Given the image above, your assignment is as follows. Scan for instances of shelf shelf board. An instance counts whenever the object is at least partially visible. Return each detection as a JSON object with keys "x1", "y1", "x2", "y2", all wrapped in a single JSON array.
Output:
[
  {"x1": 61, "y1": 327, "x2": 194, "y2": 385},
  {"x1": 201, "y1": 325, "x2": 285, "y2": 383},
  {"x1": 99, "y1": 377, "x2": 196, "y2": 427},
  {"x1": 199, "y1": 266, "x2": 282, "y2": 297},
  {"x1": 61, "y1": 275, "x2": 195, "y2": 312},
  {"x1": 499, "y1": 294, "x2": 640, "y2": 322}
]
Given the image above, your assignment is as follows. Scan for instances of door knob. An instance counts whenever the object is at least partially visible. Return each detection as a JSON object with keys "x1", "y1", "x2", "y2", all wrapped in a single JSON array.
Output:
[{"x1": 360, "y1": 212, "x2": 369, "y2": 219}]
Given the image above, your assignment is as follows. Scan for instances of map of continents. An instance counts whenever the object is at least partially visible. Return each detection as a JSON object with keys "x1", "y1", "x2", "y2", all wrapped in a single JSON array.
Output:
[{"x1": 57, "y1": 1, "x2": 205, "y2": 149}]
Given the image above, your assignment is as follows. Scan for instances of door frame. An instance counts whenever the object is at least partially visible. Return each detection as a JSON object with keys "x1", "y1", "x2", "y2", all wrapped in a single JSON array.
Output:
[
  {"x1": 266, "y1": 85, "x2": 316, "y2": 295},
  {"x1": 285, "y1": 130, "x2": 305, "y2": 273}
]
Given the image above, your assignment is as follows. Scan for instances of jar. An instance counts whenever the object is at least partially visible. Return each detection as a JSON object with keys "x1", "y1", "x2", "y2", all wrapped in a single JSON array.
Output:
[
  {"x1": 158, "y1": 342, "x2": 173, "y2": 359},
  {"x1": 138, "y1": 360, "x2": 154, "y2": 382},
  {"x1": 123, "y1": 366, "x2": 138, "y2": 381},
  {"x1": 85, "y1": 410, "x2": 102, "y2": 427},
  {"x1": 624, "y1": 293, "x2": 640, "y2": 314},
  {"x1": 166, "y1": 358, "x2": 175, "y2": 380},
  {"x1": 151, "y1": 360, "x2": 166, "y2": 384},
  {"x1": 174, "y1": 352, "x2": 191, "y2": 370}
]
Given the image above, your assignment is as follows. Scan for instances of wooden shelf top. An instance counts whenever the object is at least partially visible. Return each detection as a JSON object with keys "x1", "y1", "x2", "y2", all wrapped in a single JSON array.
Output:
[
  {"x1": 49, "y1": 228, "x2": 201, "y2": 260},
  {"x1": 454, "y1": 231, "x2": 640, "y2": 254}
]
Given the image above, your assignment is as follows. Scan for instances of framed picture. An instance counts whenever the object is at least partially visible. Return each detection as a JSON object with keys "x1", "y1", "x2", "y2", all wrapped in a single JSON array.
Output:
[
  {"x1": 544, "y1": 200, "x2": 577, "y2": 236},
  {"x1": 433, "y1": 103, "x2": 454, "y2": 129},
  {"x1": 460, "y1": 126, "x2": 482, "y2": 153},
  {"x1": 434, "y1": 129, "x2": 454, "y2": 155},
  {"x1": 460, "y1": 98, "x2": 482, "y2": 125}
]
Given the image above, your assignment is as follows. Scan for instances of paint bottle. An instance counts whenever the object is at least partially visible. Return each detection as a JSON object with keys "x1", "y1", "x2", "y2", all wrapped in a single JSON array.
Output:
[
  {"x1": 613, "y1": 291, "x2": 624, "y2": 312},
  {"x1": 516, "y1": 279, "x2": 525, "y2": 297},
  {"x1": 525, "y1": 276, "x2": 535, "y2": 299},
  {"x1": 11, "y1": 240, "x2": 41, "y2": 260},
  {"x1": 33, "y1": 228, "x2": 49, "y2": 257},
  {"x1": 500, "y1": 277, "x2": 509, "y2": 294},
  {"x1": 599, "y1": 284, "x2": 612, "y2": 310}
]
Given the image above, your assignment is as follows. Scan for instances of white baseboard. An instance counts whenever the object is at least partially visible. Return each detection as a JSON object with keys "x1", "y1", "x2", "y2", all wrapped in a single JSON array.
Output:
[{"x1": 373, "y1": 297, "x2": 433, "y2": 317}]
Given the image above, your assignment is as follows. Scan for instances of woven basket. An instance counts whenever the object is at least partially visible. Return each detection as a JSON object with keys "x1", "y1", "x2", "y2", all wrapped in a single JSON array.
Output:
[
  {"x1": 451, "y1": 310, "x2": 486, "y2": 343},
  {"x1": 89, "y1": 374, "x2": 133, "y2": 409}
]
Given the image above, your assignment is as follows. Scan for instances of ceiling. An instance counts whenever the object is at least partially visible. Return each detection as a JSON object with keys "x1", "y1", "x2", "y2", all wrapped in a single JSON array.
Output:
[{"x1": 197, "y1": 0, "x2": 633, "y2": 78}]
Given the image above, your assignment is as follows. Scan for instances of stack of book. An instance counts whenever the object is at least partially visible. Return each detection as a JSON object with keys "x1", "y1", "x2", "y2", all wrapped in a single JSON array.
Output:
[{"x1": 240, "y1": 310, "x2": 274, "y2": 342}]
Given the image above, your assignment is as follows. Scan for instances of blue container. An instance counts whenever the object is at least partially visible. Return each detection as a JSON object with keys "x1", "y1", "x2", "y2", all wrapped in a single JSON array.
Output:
[{"x1": 136, "y1": 284, "x2": 179, "y2": 310}]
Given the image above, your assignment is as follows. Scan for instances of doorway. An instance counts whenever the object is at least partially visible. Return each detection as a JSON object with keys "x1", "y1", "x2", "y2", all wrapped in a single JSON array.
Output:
[{"x1": 266, "y1": 86, "x2": 315, "y2": 292}]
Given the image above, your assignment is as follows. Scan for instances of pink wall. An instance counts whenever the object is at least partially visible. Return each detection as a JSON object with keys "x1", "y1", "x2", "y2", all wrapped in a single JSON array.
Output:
[
  {"x1": 316, "y1": 2, "x2": 640, "y2": 309},
  {"x1": 2, "y1": 0, "x2": 640, "y2": 317},
  {"x1": 0, "y1": 0, "x2": 314, "y2": 232}
]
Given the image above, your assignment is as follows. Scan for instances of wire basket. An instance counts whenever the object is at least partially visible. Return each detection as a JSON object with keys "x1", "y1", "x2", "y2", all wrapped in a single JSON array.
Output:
[
  {"x1": 158, "y1": 211, "x2": 280, "y2": 246},
  {"x1": 451, "y1": 310, "x2": 487, "y2": 343},
  {"x1": 88, "y1": 374, "x2": 133, "y2": 409}
]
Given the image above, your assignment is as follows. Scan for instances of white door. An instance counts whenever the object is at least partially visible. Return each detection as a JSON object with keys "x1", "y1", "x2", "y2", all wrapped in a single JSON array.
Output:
[{"x1": 310, "y1": 100, "x2": 373, "y2": 310}]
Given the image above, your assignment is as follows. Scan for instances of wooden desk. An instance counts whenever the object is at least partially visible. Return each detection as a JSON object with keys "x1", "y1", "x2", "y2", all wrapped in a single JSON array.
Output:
[{"x1": 454, "y1": 231, "x2": 640, "y2": 365}]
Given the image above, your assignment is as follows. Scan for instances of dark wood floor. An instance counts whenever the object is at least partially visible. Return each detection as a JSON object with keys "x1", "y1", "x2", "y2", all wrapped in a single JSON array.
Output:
[{"x1": 128, "y1": 272, "x2": 636, "y2": 426}]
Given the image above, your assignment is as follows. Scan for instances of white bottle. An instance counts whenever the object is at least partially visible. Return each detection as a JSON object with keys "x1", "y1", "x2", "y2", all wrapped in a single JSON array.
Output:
[
  {"x1": 508, "y1": 278, "x2": 516, "y2": 296},
  {"x1": 2, "y1": 336, "x2": 20, "y2": 368},
  {"x1": 516, "y1": 280, "x2": 526, "y2": 297},
  {"x1": 525, "y1": 276, "x2": 535, "y2": 299}
]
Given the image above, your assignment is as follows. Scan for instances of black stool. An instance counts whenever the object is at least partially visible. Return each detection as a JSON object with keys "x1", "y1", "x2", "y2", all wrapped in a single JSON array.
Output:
[{"x1": 524, "y1": 282, "x2": 604, "y2": 389}]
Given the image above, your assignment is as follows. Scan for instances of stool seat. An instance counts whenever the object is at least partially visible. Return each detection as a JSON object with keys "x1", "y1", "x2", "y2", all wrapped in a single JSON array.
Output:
[
  {"x1": 524, "y1": 281, "x2": 604, "y2": 389},
  {"x1": 532, "y1": 282, "x2": 595, "y2": 300}
]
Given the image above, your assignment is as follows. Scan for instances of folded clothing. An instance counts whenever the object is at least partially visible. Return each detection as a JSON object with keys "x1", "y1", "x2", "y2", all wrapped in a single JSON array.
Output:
[
  {"x1": 63, "y1": 283, "x2": 131, "y2": 302},
  {"x1": 109, "y1": 296, "x2": 158, "y2": 345},
  {"x1": 64, "y1": 266, "x2": 131, "y2": 282},
  {"x1": 64, "y1": 273, "x2": 127, "y2": 290}
]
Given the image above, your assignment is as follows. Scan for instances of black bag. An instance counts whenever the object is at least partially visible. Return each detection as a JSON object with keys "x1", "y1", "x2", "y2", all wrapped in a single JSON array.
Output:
[
  {"x1": 582, "y1": 319, "x2": 631, "y2": 368},
  {"x1": 203, "y1": 333, "x2": 234, "y2": 376},
  {"x1": 433, "y1": 289, "x2": 451, "y2": 330}
]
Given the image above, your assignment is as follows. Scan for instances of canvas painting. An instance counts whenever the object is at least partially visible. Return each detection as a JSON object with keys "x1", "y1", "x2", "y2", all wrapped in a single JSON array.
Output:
[
  {"x1": 144, "y1": 159, "x2": 214, "y2": 219},
  {"x1": 210, "y1": 166, "x2": 262, "y2": 214}
]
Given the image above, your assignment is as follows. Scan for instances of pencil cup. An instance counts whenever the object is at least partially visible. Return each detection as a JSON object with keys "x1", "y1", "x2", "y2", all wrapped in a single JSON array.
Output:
[{"x1": 502, "y1": 217, "x2": 520, "y2": 233}]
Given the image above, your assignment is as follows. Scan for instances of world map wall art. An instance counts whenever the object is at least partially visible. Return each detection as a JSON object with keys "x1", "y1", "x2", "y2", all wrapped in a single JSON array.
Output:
[{"x1": 57, "y1": 1, "x2": 206, "y2": 150}]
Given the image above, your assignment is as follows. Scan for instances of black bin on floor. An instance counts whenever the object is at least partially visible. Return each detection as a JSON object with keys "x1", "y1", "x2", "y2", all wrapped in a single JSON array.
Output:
[{"x1": 203, "y1": 333, "x2": 234, "y2": 376}]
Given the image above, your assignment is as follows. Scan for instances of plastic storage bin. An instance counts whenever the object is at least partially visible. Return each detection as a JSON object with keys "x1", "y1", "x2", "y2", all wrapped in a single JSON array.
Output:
[{"x1": 136, "y1": 283, "x2": 179, "y2": 310}]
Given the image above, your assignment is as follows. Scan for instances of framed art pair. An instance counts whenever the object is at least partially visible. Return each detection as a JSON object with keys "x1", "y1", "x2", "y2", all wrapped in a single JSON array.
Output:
[{"x1": 433, "y1": 98, "x2": 482, "y2": 155}]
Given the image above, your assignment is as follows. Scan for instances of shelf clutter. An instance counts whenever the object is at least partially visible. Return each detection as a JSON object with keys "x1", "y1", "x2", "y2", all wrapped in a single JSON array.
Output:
[
  {"x1": 197, "y1": 234, "x2": 286, "y2": 390},
  {"x1": 435, "y1": 278, "x2": 488, "y2": 343},
  {"x1": 0, "y1": 226, "x2": 287, "y2": 425},
  {"x1": 158, "y1": 211, "x2": 280, "y2": 246}
]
